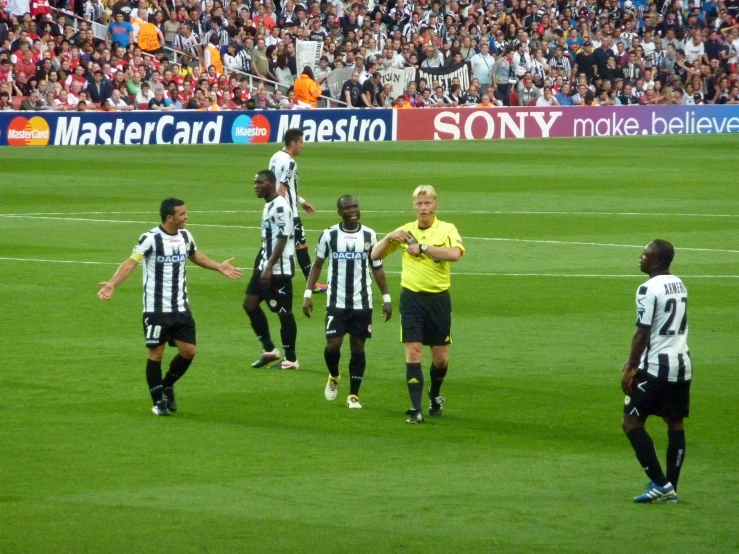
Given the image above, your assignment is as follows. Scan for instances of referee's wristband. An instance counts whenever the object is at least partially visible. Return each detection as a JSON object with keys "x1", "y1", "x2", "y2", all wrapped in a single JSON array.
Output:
[
  {"x1": 382, "y1": 294, "x2": 391, "y2": 303},
  {"x1": 298, "y1": 196, "x2": 306, "y2": 206},
  {"x1": 304, "y1": 289, "x2": 313, "y2": 299}
]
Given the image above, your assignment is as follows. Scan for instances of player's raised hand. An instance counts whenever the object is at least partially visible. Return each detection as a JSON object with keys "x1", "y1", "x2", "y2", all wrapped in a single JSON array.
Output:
[
  {"x1": 219, "y1": 258, "x2": 243, "y2": 280},
  {"x1": 98, "y1": 282, "x2": 114, "y2": 300},
  {"x1": 302, "y1": 297, "x2": 314, "y2": 318},
  {"x1": 302, "y1": 201, "x2": 316, "y2": 215}
]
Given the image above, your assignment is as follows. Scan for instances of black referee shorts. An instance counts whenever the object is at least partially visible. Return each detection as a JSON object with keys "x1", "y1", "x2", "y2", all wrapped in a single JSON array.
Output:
[
  {"x1": 624, "y1": 370, "x2": 691, "y2": 420},
  {"x1": 142, "y1": 311, "x2": 196, "y2": 348},
  {"x1": 400, "y1": 287, "x2": 452, "y2": 346}
]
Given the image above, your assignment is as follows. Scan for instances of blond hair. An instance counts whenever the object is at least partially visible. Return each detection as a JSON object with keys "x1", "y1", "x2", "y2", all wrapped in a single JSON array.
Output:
[{"x1": 412, "y1": 185, "x2": 437, "y2": 201}]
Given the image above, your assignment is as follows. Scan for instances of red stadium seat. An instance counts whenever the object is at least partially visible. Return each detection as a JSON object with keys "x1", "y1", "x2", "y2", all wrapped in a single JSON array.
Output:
[
  {"x1": 528, "y1": 99, "x2": 537, "y2": 106},
  {"x1": 138, "y1": 103, "x2": 149, "y2": 110},
  {"x1": 509, "y1": 90, "x2": 518, "y2": 106}
]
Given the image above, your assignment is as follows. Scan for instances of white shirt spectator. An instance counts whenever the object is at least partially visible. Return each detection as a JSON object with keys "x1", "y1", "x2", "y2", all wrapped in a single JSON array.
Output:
[
  {"x1": 684, "y1": 40, "x2": 705, "y2": 63},
  {"x1": 136, "y1": 89, "x2": 155, "y2": 104},
  {"x1": 108, "y1": 96, "x2": 130, "y2": 109},
  {"x1": 469, "y1": 50, "x2": 495, "y2": 85}
]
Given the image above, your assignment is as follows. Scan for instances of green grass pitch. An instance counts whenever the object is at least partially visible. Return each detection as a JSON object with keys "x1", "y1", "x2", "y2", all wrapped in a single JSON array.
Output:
[{"x1": 1, "y1": 136, "x2": 738, "y2": 553}]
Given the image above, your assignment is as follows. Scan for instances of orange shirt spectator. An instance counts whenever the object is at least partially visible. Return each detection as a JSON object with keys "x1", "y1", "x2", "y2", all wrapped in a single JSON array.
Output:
[
  {"x1": 393, "y1": 96, "x2": 413, "y2": 109},
  {"x1": 293, "y1": 68, "x2": 322, "y2": 108}
]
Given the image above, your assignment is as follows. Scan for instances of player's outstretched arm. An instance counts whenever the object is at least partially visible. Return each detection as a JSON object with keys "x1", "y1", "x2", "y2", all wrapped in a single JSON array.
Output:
[
  {"x1": 189, "y1": 251, "x2": 244, "y2": 280},
  {"x1": 371, "y1": 266, "x2": 392, "y2": 322},
  {"x1": 98, "y1": 257, "x2": 140, "y2": 300},
  {"x1": 302, "y1": 256, "x2": 326, "y2": 318},
  {"x1": 371, "y1": 229, "x2": 413, "y2": 261}
]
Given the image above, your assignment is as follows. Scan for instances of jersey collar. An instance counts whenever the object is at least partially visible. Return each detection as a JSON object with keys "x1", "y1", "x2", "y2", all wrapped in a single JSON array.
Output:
[
  {"x1": 339, "y1": 223, "x2": 362, "y2": 233},
  {"x1": 415, "y1": 216, "x2": 438, "y2": 231}
]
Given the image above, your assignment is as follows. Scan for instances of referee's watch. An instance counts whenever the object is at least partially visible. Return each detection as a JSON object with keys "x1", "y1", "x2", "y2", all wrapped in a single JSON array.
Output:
[{"x1": 420, "y1": 244, "x2": 428, "y2": 254}]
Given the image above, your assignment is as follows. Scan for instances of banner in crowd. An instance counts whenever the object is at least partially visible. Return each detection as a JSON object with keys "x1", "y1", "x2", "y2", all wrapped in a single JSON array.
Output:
[
  {"x1": 296, "y1": 40, "x2": 322, "y2": 75},
  {"x1": 325, "y1": 67, "x2": 354, "y2": 100},
  {"x1": 417, "y1": 63, "x2": 470, "y2": 95},
  {"x1": 0, "y1": 109, "x2": 394, "y2": 147},
  {"x1": 395, "y1": 105, "x2": 739, "y2": 141},
  {"x1": 378, "y1": 67, "x2": 416, "y2": 99}
]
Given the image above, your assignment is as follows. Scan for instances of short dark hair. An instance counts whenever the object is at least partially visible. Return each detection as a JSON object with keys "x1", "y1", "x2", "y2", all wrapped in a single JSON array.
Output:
[
  {"x1": 337, "y1": 194, "x2": 357, "y2": 210},
  {"x1": 160, "y1": 197, "x2": 185, "y2": 222},
  {"x1": 255, "y1": 169, "x2": 276, "y2": 185},
  {"x1": 650, "y1": 239, "x2": 675, "y2": 269},
  {"x1": 284, "y1": 128, "x2": 304, "y2": 147}
]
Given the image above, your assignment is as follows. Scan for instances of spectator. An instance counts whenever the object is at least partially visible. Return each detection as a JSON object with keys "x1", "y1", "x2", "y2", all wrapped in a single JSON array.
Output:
[
  {"x1": 88, "y1": 70, "x2": 113, "y2": 103},
  {"x1": 518, "y1": 75, "x2": 541, "y2": 105},
  {"x1": 361, "y1": 72, "x2": 382, "y2": 108},
  {"x1": 555, "y1": 83, "x2": 574, "y2": 106},
  {"x1": 342, "y1": 71, "x2": 362, "y2": 108},
  {"x1": 20, "y1": 90, "x2": 44, "y2": 110},
  {"x1": 106, "y1": 12, "x2": 134, "y2": 49},
  {"x1": 136, "y1": 82, "x2": 154, "y2": 105},
  {"x1": 393, "y1": 95, "x2": 412, "y2": 109},
  {"x1": 148, "y1": 86, "x2": 174, "y2": 111},
  {"x1": 293, "y1": 66, "x2": 321, "y2": 108},
  {"x1": 108, "y1": 88, "x2": 134, "y2": 111},
  {"x1": 536, "y1": 86, "x2": 560, "y2": 106}
]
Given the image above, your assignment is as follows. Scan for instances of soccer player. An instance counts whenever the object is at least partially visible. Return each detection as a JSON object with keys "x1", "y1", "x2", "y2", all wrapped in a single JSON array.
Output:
[
  {"x1": 269, "y1": 127, "x2": 327, "y2": 293},
  {"x1": 302, "y1": 195, "x2": 392, "y2": 409},
  {"x1": 245, "y1": 170, "x2": 300, "y2": 370},
  {"x1": 621, "y1": 239, "x2": 691, "y2": 503},
  {"x1": 97, "y1": 198, "x2": 243, "y2": 416},
  {"x1": 370, "y1": 185, "x2": 465, "y2": 424}
]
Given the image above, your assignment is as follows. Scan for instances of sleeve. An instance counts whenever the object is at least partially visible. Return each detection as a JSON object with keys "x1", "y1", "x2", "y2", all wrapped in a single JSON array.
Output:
[
  {"x1": 369, "y1": 230, "x2": 383, "y2": 268},
  {"x1": 131, "y1": 232, "x2": 153, "y2": 262},
  {"x1": 185, "y1": 230, "x2": 197, "y2": 256},
  {"x1": 315, "y1": 230, "x2": 330, "y2": 260},
  {"x1": 270, "y1": 200, "x2": 290, "y2": 239},
  {"x1": 445, "y1": 223, "x2": 466, "y2": 256},
  {"x1": 270, "y1": 156, "x2": 287, "y2": 186},
  {"x1": 635, "y1": 284, "x2": 655, "y2": 328}
]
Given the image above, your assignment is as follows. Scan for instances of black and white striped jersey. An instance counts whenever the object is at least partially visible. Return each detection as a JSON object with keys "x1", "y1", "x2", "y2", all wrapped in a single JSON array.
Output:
[
  {"x1": 133, "y1": 226, "x2": 197, "y2": 314},
  {"x1": 316, "y1": 224, "x2": 382, "y2": 310},
  {"x1": 269, "y1": 150, "x2": 300, "y2": 217},
  {"x1": 259, "y1": 196, "x2": 295, "y2": 277},
  {"x1": 635, "y1": 274, "x2": 692, "y2": 382}
]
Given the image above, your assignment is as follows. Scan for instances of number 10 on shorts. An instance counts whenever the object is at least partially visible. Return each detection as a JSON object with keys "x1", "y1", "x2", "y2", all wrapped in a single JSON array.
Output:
[{"x1": 146, "y1": 324, "x2": 162, "y2": 340}]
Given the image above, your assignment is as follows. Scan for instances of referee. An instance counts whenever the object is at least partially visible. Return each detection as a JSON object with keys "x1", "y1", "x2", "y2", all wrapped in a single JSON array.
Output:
[{"x1": 371, "y1": 185, "x2": 465, "y2": 424}]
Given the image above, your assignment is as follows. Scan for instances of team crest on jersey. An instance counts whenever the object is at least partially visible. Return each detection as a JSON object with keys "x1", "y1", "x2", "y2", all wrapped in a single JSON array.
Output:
[
  {"x1": 364, "y1": 242, "x2": 370, "y2": 250},
  {"x1": 269, "y1": 300, "x2": 278, "y2": 308}
]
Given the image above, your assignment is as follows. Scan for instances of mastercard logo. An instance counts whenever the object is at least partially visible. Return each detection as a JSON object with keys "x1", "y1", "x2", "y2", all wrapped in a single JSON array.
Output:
[
  {"x1": 231, "y1": 114, "x2": 270, "y2": 144},
  {"x1": 7, "y1": 116, "x2": 50, "y2": 146}
]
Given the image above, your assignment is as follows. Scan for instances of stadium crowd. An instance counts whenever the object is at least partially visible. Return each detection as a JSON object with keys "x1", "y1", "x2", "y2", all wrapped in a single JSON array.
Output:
[{"x1": 1, "y1": 0, "x2": 739, "y2": 111}]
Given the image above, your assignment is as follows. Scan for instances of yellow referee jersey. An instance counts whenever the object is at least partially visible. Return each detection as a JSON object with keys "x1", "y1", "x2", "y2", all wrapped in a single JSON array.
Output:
[{"x1": 386, "y1": 217, "x2": 465, "y2": 293}]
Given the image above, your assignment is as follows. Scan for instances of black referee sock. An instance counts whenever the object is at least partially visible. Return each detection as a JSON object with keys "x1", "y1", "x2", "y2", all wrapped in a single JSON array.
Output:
[
  {"x1": 246, "y1": 307, "x2": 275, "y2": 352},
  {"x1": 349, "y1": 352, "x2": 366, "y2": 396},
  {"x1": 163, "y1": 354, "x2": 193, "y2": 389},
  {"x1": 626, "y1": 427, "x2": 668, "y2": 486},
  {"x1": 279, "y1": 312, "x2": 298, "y2": 362},
  {"x1": 666, "y1": 430, "x2": 686, "y2": 491},
  {"x1": 406, "y1": 362, "x2": 424, "y2": 412},
  {"x1": 429, "y1": 364, "x2": 448, "y2": 398},
  {"x1": 146, "y1": 359, "x2": 163, "y2": 404},
  {"x1": 324, "y1": 347, "x2": 341, "y2": 378},
  {"x1": 296, "y1": 248, "x2": 312, "y2": 280}
]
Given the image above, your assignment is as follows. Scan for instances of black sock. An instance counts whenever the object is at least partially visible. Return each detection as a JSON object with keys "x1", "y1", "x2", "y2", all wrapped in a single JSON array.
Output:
[
  {"x1": 146, "y1": 359, "x2": 163, "y2": 404},
  {"x1": 279, "y1": 312, "x2": 298, "y2": 361},
  {"x1": 349, "y1": 352, "x2": 366, "y2": 396},
  {"x1": 406, "y1": 362, "x2": 423, "y2": 412},
  {"x1": 324, "y1": 347, "x2": 340, "y2": 378},
  {"x1": 163, "y1": 354, "x2": 193, "y2": 388},
  {"x1": 296, "y1": 248, "x2": 312, "y2": 280},
  {"x1": 666, "y1": 430, "x2": 686, "y2": 491},
  {"x1": 429, "y1": 363, "x2": 448, "y2": 398},
  {"x1": 246, "y1": 307, "x2": 275, "y2": 351},
  {"x1": 626, "y1": 427, "x2": 668, "y2": 486}
]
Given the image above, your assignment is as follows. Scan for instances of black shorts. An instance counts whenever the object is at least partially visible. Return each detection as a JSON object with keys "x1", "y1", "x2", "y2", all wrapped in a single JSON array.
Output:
[
  {"x1": 142, "y1": 311, "x2": 196, "y2": 348},
  {"x1": 293, "y1": 217, "x2": 307, "y2": 248},
  {"x1": 624, "y1": 371, "x2": 691, "y2": 420},
  {"x1": 246, "y1": 269, "x2": 294, "y2": 314},
  {"x1": 325, "y1": 307, "x2": 372, "y2": 339},
  {"x1": 399, "y1": 287, "x2": 452, "y2": 346}
]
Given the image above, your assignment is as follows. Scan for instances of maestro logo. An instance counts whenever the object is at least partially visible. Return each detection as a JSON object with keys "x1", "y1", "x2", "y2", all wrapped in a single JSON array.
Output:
[
  {"x1": 231, "y1": 114, "x2": 270, "y2": 144},
  {"x1": 7, "y1": 116, "x2": 50, "y2": 146}
]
